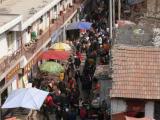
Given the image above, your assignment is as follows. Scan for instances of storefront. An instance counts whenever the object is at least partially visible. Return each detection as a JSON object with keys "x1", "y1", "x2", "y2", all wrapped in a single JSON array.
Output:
[
  {"x1": 0, "y1": 79, "x2": 7, "y2": 105},
  {"x1": 5, "y1": 64, "x2": 20, "y2": 92},
  {"x1": 0, "y1": 63, "x2": 20, "y2": 105},
  {"x1": 23, "y1": 51, "x2": 42, "y2": 87}
]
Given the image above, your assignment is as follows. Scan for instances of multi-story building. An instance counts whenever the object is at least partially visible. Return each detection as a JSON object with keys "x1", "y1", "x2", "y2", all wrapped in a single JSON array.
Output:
[{"x1": 0, "y1": 0, "x2": 82, "y2": 106}]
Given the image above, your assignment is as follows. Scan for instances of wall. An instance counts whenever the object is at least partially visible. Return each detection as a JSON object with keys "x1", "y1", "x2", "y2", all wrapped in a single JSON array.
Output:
[
  {"x1": 69, "y1": 0, "x2": 73, "y2": 6},
  {"x1": 145, "y1": 101, "x2": 154, "y2": 118},
  {"x1": 147, "y1": 0, "x2": 160, "y2": 18},
  {"x1": 0, "y1": 33, "x2": 8, "y2": 59},
  {"x1": 111, "y1": 99, "x2": 127, "y2": 114},
  {"x1": 22, "y1": 30, "x2": 31, "y2": 43},
  {"x1": 45, "y1": 13, "x2": 49, "y2": 29},
  {"x1": 13, "y1": 31, "x2": 18, "y2": 50},
  {"x1": 32, "y1": 21, "x2": 38, "y2": 36},
  {"x1": 64, "y1": 0, "x2": 68, "y2": 10},
  {"x1": 52, "y1": 5, "x2": 58, "y2": 19}
]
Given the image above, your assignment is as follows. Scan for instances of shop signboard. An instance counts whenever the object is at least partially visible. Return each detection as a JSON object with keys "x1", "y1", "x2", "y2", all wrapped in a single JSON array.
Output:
[
  {"x1": 24, "y1": 51, "x2": 42, "y2": 74},
  {"x1": 5, "y1": 64, "x2": 20, "y2": 81}
]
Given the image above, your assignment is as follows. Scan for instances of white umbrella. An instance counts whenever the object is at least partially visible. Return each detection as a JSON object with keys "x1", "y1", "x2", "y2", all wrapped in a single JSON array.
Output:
[{"x1": 2, "y1": 88, "x2": 49, "y2": 110}]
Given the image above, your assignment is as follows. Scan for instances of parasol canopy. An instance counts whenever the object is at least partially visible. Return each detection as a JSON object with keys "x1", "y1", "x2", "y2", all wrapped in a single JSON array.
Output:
[
  {"x1": 39, "y1": 61, "x2": 64, "y2": 74},
  {"x1": 2, "y1": 88, "x2": 49, "y2": 110},
  {"x1": 41, "y1": 50, "x2": 70, "y2": 60},
  {"x1": 50, "y1": 42, "x2": 71, "y2": 51}
]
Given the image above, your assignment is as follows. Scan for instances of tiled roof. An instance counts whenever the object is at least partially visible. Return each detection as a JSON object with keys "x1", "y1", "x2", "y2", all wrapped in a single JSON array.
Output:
[{"x1": 110, "y1": 45, "x2": 160, "y2": 99}]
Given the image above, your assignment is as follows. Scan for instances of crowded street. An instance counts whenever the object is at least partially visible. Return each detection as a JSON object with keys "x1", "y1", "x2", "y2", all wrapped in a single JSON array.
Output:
[
  {"x1": 31, "y1": 1, "x2": 111, "y2": 119},
  {"x1": 0, "y1": 0, "x2": 160, "y2": 120},
  {"x1": 1, "y1": 0, "x2": 111, "y2": 119}
]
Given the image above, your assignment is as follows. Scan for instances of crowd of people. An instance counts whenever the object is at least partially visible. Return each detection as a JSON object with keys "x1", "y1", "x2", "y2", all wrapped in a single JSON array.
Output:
[{"x1": 31, "y1": 1, "x2": 111, "y2": 120}]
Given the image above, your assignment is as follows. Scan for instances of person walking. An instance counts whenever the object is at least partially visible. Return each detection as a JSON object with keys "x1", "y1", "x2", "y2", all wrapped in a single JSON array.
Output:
[
  {"x1": 68, "y1": 108, "x2": 77, "y2": 120},
  {"x1": 80, "y1": 106, "x2": 87, "y2": 120},
  {"x1": 55, "y1": 106, "x2": 62, "y2": 120},
  {"x1": 41, "y1": 103, "x2": 50, "y2": 120}
]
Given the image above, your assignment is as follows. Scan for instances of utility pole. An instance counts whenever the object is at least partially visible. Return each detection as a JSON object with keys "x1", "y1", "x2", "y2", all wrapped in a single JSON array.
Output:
[
  {"x1": 118, "y1": 0, "x2": 121, "y2": 20},
  {"x1": 113, "y1": 0, "x2": 115, "y2": 27},
  {"x1": 109, "y1": 0, "x2": 113, "y2": 40}
]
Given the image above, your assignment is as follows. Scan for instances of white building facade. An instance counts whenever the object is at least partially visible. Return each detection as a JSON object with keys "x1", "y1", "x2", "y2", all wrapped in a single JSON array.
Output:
[{"x1": 0, "y1": 0, "x2": 81, "y2": 107}]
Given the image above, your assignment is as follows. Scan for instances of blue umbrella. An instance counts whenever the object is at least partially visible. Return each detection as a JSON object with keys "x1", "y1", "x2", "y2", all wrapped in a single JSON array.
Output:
[{"x1": 66, "y1": 21, "x2": 92, "y2": 30}]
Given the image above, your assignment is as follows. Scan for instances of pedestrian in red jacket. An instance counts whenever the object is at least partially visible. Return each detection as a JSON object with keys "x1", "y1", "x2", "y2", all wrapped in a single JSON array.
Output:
[{"x1": 80, "y1": 106, "x2": 87, "y2": 120}]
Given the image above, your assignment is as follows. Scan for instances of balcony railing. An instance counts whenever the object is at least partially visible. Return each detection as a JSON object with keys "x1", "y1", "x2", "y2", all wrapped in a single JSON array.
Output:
[
  {"x1": 0, "y1": 1, "x2": 81, "y2": 76},
  {"x1": 0, "y1": 47, "x2": 22, "y2": 75}
]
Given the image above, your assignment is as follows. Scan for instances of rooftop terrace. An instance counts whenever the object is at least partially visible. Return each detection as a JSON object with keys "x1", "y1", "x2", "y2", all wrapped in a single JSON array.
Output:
[{"x1": 0, "y1": 0, "x2": 60, "y2": 23}]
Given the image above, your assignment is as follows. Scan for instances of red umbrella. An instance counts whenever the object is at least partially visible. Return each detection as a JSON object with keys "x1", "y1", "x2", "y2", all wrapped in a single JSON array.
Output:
[
  {"x1": 76, "y1": 51, "x2": 83, "y2": 61},
  {"x1": 41, "y1": 50, "x2": 70, "y2": 60}
]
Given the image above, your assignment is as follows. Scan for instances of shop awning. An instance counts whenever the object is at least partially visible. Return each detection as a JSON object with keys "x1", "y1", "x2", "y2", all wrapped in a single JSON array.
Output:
[
  {"x1": 66, "y1": 21, "x2": 92, "y2": 30},
  {"x1": 40, "y1": 50, "x2": 70, "y2": 60},
  {"x1": 39, "y1": 61, "x2": 64, "y2": 74},
  {"x1": 127, "y1": 0, "x2": 144, "y2": 5},
  {"x1": 2, "y1": 88, "x2": 49, "y2": 110}
]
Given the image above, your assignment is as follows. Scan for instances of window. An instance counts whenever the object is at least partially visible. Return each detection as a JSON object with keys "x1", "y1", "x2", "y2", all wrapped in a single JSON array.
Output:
[
  {"x1": 126, "y1": 100, "x2": 145, "y2": 118},
  {"x1": 0, "y1": 79, "x2": 5, "y2": 89},
  {"x1": 60, "y1": 0, "x2": 63, "y2": 5},
  {"x1": 1, "y1": 88, "x2": 8, "y2": 104},
  {"x1": 54, "y1": 5, "x2": 57, "y2": 12},
  {"x1": 40, "y1": 17, "x2": 43, "y2": 23},
  {"x1": 7, "y1": 31, "x2": 14, "y2": 48},
  {"x1": 154, "y1": 102, "x2": 160, "y2": 120},
  {"x1": 47, "y1": 11, "x2": 50, "y2": 17},
  {"x1": 27, "y1": 26, "x2": 32, "y2": 33},
  {"x1": 16, "y1": 32, "x2": 21, "y2": 48}
]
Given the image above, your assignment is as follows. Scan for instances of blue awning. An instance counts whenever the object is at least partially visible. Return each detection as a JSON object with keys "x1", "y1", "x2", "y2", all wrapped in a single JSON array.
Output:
[
  {"x1": 127, "y1": 0, "x2": 144, "y2": 5},
  {"x1": 51, "y1": 28, "x2": 63, "y2": 43},
  {"x1": 66, "y1": 21, "x2": 92, "y2": 30}
]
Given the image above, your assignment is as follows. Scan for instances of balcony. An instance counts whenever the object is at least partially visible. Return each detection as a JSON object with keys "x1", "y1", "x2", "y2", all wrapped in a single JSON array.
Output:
[
  {"x1": 0, "y1": 0, "x2": 82, "y2": 76},
  {"x1": 0, "y1": 48, "x2": 22, "y2": 75}
]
